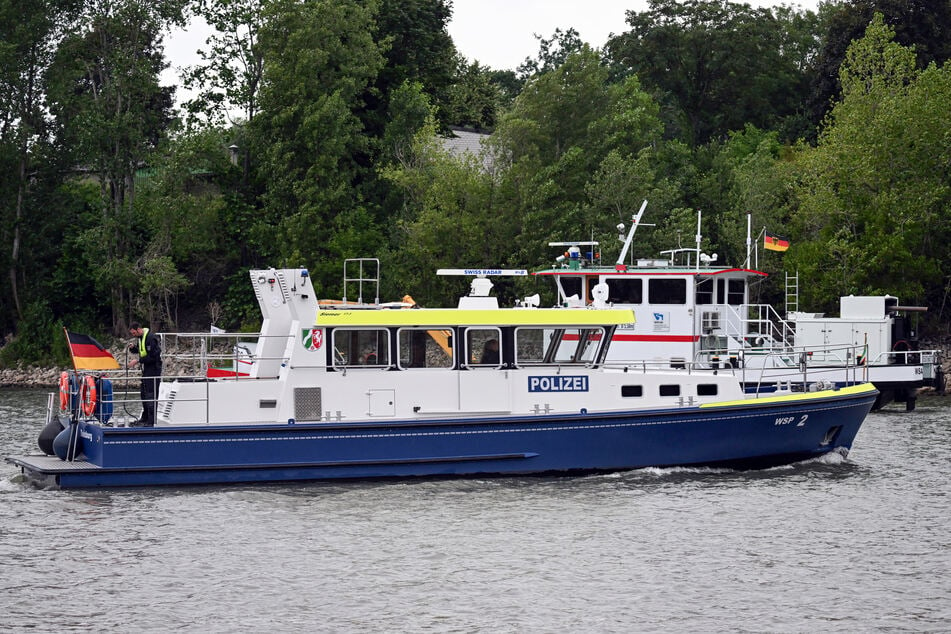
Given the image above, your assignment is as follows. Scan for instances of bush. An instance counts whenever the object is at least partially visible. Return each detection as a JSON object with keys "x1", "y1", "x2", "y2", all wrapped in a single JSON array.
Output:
[{"x1": 0, "y1": 300, "x2": 70, "y2": 368}]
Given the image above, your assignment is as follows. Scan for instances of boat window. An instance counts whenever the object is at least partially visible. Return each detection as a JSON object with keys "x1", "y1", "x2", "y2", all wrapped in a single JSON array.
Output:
[
  {"x1": 607, "y1": 278, "x2": 642, "y2": 304},
  {"x1": 569, "y1": 329, "x2": 603, "y2": 363},
  {"x1": 467, "y1": 328, "x2": 502, "y2": 366},
  {"x1": 695, "y1": 278, "x2": 714, "y2": 305},
  {"x1": 397, "y1": 328, "x2": 453, "y2": 369},
  {"x1": 728, "y1": 279, "x2": 745, "y2": 306},
  {"x1": 332, "y1": 329, "x2": 390, "y2": 368},
  {"x1": 515, "y1": 327, "x2": 605, "y2": 364},
  {"x1": 621, "y1": 385, "x2": 643, "y2": 397},
  {"x1": 648, "y1": 278, "x2": 687, "y2": 304},
  {"x1": 659, "y1": 384, "x2": 680, "y2": 396},
  {"x1": 516, "y1": 328, "x2": 547, "y2": 363},
  {"x1": 698, "y1": 384, "x2": 718, "y2": 396},
  {"x1": 716, "y1": 278, "x2": 746, "y2": 306},
  {"x1": 558, "y1": 276, "x2": 588, "y2": 303}
]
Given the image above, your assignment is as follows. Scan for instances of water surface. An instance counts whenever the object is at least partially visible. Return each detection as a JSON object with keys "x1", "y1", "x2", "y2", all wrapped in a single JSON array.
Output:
[{"x1": 2, "y1": 388, "x2": 949, "y2": 632}]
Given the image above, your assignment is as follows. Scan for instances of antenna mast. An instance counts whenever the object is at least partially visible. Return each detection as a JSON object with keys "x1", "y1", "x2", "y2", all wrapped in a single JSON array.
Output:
[{"x1": 616, "y1": 200, "x2": 649, "y2": 267}]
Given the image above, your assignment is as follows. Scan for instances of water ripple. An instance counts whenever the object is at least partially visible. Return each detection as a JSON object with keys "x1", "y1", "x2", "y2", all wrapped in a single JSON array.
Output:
[{"x1": 1, "y1": 388, "x2": 950, "y2": 632}]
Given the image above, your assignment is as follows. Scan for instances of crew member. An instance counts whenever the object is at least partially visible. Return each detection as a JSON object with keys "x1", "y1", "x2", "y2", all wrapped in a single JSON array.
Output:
[
  {"x1": 480, "y1": 339, "x2": 500, "y2": 365},
  {"x1": 129, "y1": 322, "x2": 163, "y2": 427}
]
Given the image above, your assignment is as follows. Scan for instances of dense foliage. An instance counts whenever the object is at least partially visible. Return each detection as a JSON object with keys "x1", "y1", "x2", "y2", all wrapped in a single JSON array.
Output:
[{"x1": 1, "y1": 0, "x2": 950, "y2": 366}]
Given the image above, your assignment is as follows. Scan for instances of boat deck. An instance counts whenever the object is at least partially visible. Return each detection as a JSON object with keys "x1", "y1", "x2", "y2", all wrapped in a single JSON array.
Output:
[{"x1": 8, "y1": 454, "x2": 100, "y2": 473}]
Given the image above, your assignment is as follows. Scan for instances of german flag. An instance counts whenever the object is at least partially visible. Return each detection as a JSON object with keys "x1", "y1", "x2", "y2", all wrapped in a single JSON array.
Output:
[
  {"x1": 764, "y1": 232, "x2": 790, "y2": 252},
  {"x1": 65, "y1": 329, "x2": 120, "y2": 371}
]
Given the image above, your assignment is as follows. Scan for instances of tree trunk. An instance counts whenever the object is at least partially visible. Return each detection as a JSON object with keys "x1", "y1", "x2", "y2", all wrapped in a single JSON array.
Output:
[{"x1": 8, "y1": 153, "x2": 27, "y2": 322}]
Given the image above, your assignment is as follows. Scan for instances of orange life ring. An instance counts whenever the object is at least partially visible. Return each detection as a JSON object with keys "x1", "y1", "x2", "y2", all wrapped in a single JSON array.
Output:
[
  {"x1": 79, "y1": 375, "x2": 97, "y2": 417},
  {"x1": 59, "y1": 372, "x2": 70, "y2": 411}
]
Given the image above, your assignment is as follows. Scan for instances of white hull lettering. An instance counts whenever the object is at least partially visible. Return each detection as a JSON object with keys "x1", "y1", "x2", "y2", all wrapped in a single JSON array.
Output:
[{"x1": 528, "y1": 376, "x2": 589, "y2": 392}]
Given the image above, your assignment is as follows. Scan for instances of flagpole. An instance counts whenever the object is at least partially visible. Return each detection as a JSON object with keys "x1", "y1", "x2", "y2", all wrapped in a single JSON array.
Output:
[
  {"x1": 745, "y1": 214, "x2": 751, "y2": 268},
  {"x1": 62, "y1": 326, "x2": 79, "y2": 457},
  {"x1": 754, "y1": 226, "x2": 766, "y2": 270},
  {"x1": 695, "y1": 209, "x2": 702, "y2": 272},
  {"x1": 63, "y1": 326, "x2": 78, "y2": 373}
]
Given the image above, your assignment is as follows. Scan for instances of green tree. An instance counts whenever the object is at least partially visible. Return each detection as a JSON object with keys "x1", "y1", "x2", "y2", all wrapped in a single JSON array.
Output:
[
  {"x1": 788, "y1": 14, "x2": 951, "y2": 314},
  {"x1": 687, "y1": 125, "x2": 793, "y2": 275},
  {"x1": 496, "y1": 47, "x2": 618, "y2": 164},
  {"x1": 380, "y1": 79, "x2": 433, "y2": 166},
  {"x1": 182, "y1": 0, "x2": 265, "y2": 130},
  {"x1": 44, "y1": 0, "x2": 186, "y2": 333},
  {"x1": 485, "y1": 68, "x2": 522, "y2": 111},
  {"x1": 584, "y1": 148, "x2": 682, "y2": 263},
  {"x1": 134, "y1": 127, "x2": 241, "y2": 328},
  {"x1": 372, "y1": 0, "x2": 455, "y2": 130},
  {"x1": 0, "y1": 0, "x2": 72, "y2": 333},
  {"x1": 443, "y1": 57, "x2": 501, "y2": 130},
  {"x1": 252, "y1": 0, "x2": 386, "y2": 295},
  {"x1": 382, "y1": 119, "x2": 521, "y2": 306},
  {"x1": 384, "y1": 48, "x2": 666, "y2": 307},
  {"x1": 490, "y1": 48, "x2": 662, "y2": 266},
  {"x1": 606, "y1": 0, "x2": 822, "y2": 145},
  {"x1": 808, "y1": 0, "x2": 951, "y2": 130},
  {"x1": 516, "y1": 27, "x2": 584, "y2": 79}
]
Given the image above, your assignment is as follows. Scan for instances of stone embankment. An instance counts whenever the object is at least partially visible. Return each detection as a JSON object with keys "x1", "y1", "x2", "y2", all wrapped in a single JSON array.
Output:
[
  {"x1": 0, "y1": 343, "x2": 130, "y2": 388},
  {"x1": 0, "y1": 365, "x2": 63, "y2": 387},
  {"x1": 1, "y1": 344, "x2": 140, "y2": 388}
]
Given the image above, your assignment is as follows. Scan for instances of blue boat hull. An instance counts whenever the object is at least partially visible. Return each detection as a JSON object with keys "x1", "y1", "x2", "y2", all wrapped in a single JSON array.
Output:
[{"x1": 9, "y1": 388, "x2": 876, "y2": 488}]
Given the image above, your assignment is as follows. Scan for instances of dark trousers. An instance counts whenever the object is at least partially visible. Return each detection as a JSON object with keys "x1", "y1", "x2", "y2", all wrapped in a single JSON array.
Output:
[{"x1": 140, "y1": 370, "x2": 160, "y2": 425}]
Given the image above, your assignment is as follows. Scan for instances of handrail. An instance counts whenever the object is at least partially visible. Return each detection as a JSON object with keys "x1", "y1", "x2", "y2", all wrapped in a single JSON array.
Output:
[{"x1": 697, "y1": 302, "x2": 794, "y2": 354}]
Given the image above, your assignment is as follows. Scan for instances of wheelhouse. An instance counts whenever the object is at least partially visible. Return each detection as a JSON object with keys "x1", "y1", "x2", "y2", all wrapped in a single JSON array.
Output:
[{"x1": 317, "y1": 309, "x2": 630, "y2": 372}]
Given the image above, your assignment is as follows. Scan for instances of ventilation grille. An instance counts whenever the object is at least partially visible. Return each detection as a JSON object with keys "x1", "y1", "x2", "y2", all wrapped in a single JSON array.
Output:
[
  {"x1": 160, "y1": 389, "x2": 177, "y2": 420},
  {"x1": 294, "y1": 387, "x2": 322, "y2": 421},
  {"x1": 701, "y1": 311, "x2": 721, "y2": 331},
  {"x1": 275, "y1": 270, "x2": 291, "y2": 303}
]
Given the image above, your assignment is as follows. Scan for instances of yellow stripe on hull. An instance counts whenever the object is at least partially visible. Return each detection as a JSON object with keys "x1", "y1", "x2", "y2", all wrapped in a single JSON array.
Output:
[
  {"x1": 314, "y1": 308, "x2": 636, "y2": 327},
  {"x1": 701, "y1": 383, "x2": 878, "y2": 408}
]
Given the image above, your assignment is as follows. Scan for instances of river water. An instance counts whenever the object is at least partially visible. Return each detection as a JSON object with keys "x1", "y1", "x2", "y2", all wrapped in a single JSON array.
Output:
[{"x1": 1, "y1": 387, "x2": 949, "y2": 633}]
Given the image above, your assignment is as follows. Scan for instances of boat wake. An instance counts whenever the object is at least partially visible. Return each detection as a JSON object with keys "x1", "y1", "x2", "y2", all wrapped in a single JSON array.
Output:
[{"x1": 806, "y1": 448, "x2": 849, "y2": 466}]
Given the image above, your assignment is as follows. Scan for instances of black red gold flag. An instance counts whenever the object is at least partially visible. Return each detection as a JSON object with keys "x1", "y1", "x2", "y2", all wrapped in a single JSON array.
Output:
[
  {"x1": 764, "y1": 232, "x2": 790, "y2": 252},
  {"x1": 65, "y1": 329, "x2": 120, "y2": 370}
]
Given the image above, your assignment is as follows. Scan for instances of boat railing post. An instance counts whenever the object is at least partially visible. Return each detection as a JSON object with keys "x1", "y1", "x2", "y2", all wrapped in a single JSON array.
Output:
[
  {"x1": 845, "y1": 346, "x2": 859, "y2": 385},
  {"x1": 231, "y1": 334, "x2": 238, "y2": 381},
  {"x1": 800, "y1": 351, "x2": 809, "y2": 390},
  {"x1": 45, "y1": 392, "x2": 55, "y2": 428}
]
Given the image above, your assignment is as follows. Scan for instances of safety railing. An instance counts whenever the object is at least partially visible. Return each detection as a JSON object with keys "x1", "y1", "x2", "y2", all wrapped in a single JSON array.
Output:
[
  {"x1": 602, "y1": 342, "x2": 870, "y2": 398},
  {"x1": 697, "y1": 303, "x2": 795, "y2": 355},
  {"x1": 155, "y1": 331, "x2": 295, "y2": 379}
]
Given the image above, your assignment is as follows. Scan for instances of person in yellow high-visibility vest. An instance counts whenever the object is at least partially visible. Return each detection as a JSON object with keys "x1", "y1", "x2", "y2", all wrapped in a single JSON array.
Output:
[{"x1": 128, "y1": 322, "x2": 163, "y2": 427}]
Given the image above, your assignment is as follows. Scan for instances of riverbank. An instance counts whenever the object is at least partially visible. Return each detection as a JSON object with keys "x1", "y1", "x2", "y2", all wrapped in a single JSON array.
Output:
[
  {"x1": 0, "y1": 365, "x2": 63, "y2": 387},
  {"x1": 0, "y1": 343, "x2": 131, "y2": 388}
]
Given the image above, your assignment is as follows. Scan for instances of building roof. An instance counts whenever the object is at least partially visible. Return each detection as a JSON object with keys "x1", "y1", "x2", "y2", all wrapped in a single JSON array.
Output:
[{"x1": 438, "y1": 127, "x2": 493, "y2": 171}]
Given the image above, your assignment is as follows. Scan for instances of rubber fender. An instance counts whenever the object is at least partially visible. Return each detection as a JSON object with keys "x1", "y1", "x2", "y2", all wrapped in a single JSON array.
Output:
[
  {"x1": 52, "y1": 423, "x2": 82, "y2": 461},
  {"x1": 37, "y1": 418, "x2": 65, "y2": 455},
  {"x1": 95, "y1": 378, "x2": 113, "y2": 423}
]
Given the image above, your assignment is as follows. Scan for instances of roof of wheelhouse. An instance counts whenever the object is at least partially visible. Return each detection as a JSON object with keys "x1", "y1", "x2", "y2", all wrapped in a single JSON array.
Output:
[{"x1": 533, "y1": 266, "x2": 767, "y2": 278}]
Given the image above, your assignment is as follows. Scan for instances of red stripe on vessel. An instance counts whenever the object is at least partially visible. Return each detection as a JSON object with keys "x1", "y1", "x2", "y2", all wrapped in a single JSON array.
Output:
[
  {"x1": 69, "y1": 343, "x2": 114, "y2": 358},
  {"x1": 612, "y1": 334, "x2": 699, "y2": 342}
]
